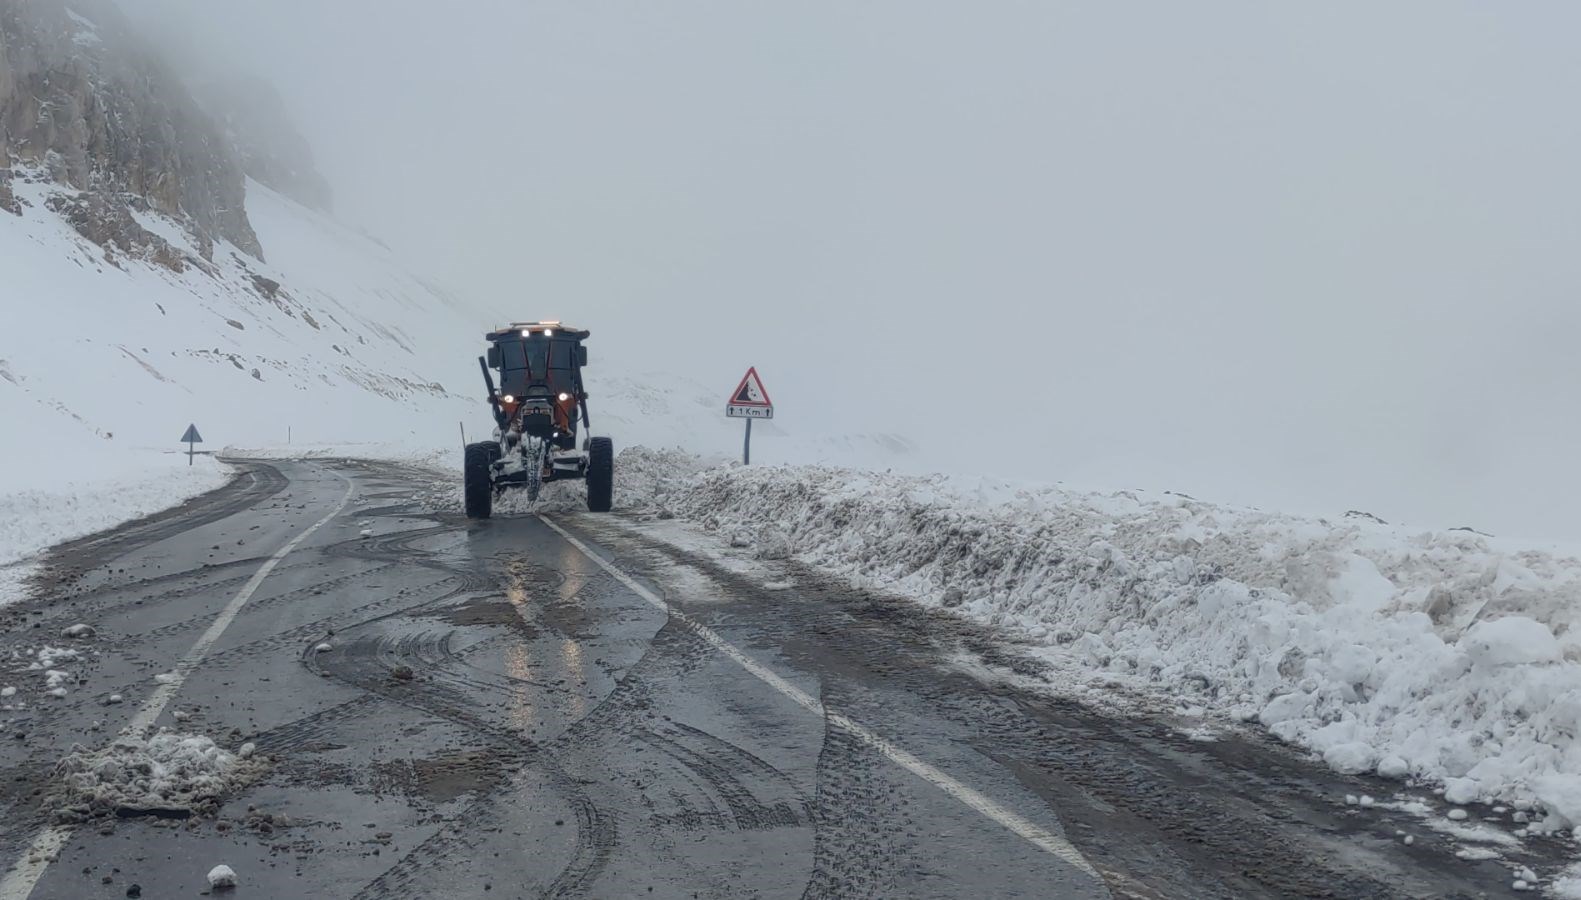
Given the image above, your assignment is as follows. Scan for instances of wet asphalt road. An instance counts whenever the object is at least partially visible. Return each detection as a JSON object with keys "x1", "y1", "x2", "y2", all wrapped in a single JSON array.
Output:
[{"x1": 0, "y1": 460, "x2": 1563, "y2": 898}]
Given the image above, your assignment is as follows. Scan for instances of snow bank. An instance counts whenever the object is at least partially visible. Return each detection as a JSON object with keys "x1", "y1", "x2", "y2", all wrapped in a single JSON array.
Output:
[
  {"x1": 0, "y1": 449, "x2": 228, "y2": 610},
  {"x1": 0, "y1": 452, "x2": 228, "y2": 569},
  {"x1": 50, "y1": 731, "x2": 264, "y2": 822},
  {"x1": 1554, "y1": 863, "x2": 1581, "y2": 899},
  {"x1": 611, "y1": 449, "x2": 1581, "y2": 826}
]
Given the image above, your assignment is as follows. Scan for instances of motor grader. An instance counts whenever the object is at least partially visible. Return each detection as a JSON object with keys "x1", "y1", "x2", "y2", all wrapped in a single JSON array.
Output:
[{"x1": 464, "y1": 321, "x2": 612, "y2": 517}]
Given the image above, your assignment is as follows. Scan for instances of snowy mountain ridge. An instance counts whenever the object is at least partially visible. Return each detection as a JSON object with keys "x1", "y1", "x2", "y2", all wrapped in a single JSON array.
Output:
[
  {"x1": 1, "y1": 165, "x2": 486, "y2": 452},
  {"x1": 0, "y1": 5, "x2": 505, "y2": 559},
  {"x1": 0, "y1": 0, "x2": 260, "y2": 252}
]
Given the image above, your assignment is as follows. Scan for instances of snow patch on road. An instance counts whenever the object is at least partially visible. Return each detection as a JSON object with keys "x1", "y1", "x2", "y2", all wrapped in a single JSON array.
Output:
[
  {"x1": 29, "y1": 646, "x2": 79, "y2": 669},
  {"x1": 50, "y1": 731, "x2": 264, "y2": 822},
  {"x1": 206, "y1": 864, "x2": 238, "y2": 889}
]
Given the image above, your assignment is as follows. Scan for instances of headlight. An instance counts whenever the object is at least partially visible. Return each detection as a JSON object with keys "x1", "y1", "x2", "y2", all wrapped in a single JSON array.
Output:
[
  {"x1": 520, "y1": 329, "x2": 531, "y2": 337},
  {"x1": 558, "y1": 393, "x2": 570, "y2": 402},
  {"x1": 502, "y1": 394, "x2": 515, "y2": 403},
  {"x1": 543, "y1": 328, "x2": 554, "y2": 337}
]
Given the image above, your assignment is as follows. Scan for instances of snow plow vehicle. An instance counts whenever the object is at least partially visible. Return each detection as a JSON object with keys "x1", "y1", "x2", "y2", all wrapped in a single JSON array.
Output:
[{"x1": 464, "y1": 321, "x2": 613, "y2": 518}]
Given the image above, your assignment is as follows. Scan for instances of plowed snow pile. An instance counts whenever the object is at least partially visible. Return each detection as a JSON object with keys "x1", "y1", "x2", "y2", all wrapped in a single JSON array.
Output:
[
  {"x1": 51, "y1": 731, "x2": 262, "y2": 822},
  {"x1": 607, "y1": 449, "x2": 1581, "y2": 829}
]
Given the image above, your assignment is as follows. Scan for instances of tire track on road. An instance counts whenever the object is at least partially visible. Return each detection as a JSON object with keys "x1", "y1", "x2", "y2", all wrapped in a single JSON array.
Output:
[
  {"x1": 538, "y1": 513, "x2": 1106, "y2": 883},
  {"x1": 24, "y1": 463, "x2": 289, "y2": 598}
]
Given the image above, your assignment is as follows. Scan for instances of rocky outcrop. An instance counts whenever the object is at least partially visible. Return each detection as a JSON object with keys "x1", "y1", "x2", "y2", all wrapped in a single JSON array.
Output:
[
  {"x1": 44, "y1": 190, "x2": 186, "y2": 270},
  {"x1": 0, "y1": 12, "x2": 16, "y2": 214},
  {"x1": 0, "y1": 0, "x2": 261, "y2": 258}
]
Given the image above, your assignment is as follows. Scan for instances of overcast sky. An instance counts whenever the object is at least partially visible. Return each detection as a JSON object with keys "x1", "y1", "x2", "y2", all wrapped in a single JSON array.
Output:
[{"x1": 121, "y1": 1, "x2": 1581, "y2": 539}]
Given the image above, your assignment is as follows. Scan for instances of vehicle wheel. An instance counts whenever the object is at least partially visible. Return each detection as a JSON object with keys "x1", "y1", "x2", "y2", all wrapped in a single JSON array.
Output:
[
  {"x1": 586, "y1": 437, "x2": 614, "y2": 513},
  {"x1": 464, "y1": 442, "x2": 498, "y2": 519}
]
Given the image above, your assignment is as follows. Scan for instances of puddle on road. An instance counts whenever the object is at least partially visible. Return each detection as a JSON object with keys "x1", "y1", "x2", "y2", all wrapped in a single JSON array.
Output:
[{"x1": 372, "y1": 749, "x2": 512, "y2": 803}]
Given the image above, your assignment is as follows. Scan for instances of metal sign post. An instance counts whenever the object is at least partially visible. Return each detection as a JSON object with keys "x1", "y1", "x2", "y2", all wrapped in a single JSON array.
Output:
[
  {"x1": 725, "y1": 367, "x2": 773, "y2": 465},
  {"x1": 180, "y1": 423, "x2": 204, "y2": 465}
]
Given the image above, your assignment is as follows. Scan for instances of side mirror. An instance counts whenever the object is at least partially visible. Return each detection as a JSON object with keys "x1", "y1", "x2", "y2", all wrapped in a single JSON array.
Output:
[
  {"x1": 486, "y1": 346, "x2": 501, "y2": 369},
  {"x1": 577, "y1": 346, "x2": 589, "y2": 367}
]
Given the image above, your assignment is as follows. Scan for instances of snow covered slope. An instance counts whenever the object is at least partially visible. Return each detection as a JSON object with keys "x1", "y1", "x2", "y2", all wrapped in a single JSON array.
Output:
[
  {"x1": 0, "y1": 165, "x2": 489, "y2": 569},
  {"x1": 2, "y1": 172, "x2": 487, "y2": 458}
]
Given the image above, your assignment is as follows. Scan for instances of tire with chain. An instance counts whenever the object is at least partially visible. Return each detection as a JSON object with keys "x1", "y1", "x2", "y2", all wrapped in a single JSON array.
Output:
[
  {"x1": 586, "y1": 437, "x2": 613, "y2": 512},
  {"x1": 463, "y1": 442, "x2": 499, "y2": 519}
]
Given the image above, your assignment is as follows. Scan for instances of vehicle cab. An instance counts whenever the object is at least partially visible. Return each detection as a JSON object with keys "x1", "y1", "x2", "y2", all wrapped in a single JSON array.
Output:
[{"x1": 484, "y1": 321, "x2": 589, "y2": 446}]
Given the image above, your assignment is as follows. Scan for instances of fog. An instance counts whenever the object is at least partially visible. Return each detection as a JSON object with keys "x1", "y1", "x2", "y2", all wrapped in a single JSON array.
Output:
[{"x1": 121, "y1": 1, "x2": 1581, "y2": 539}]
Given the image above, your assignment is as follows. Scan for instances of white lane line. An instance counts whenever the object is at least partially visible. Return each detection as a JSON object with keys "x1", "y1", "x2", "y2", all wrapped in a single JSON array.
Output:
[
  {"x1": 0, "y1": 469, "x2": 354, "y2": 900},
  {"x1": 538, "y1": 514, "x2": 1101, "y2": 880}
]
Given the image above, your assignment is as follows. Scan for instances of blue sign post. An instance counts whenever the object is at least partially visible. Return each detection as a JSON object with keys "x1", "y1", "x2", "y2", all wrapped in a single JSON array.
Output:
[{"x1": 181, "y1": 423, "x2": 203, "y2": 466}]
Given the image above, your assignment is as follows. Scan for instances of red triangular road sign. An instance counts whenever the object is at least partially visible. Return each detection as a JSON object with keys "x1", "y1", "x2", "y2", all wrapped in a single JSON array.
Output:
[{"x1": 729, "y1": 367, "x2": 772, "y2": 407}]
